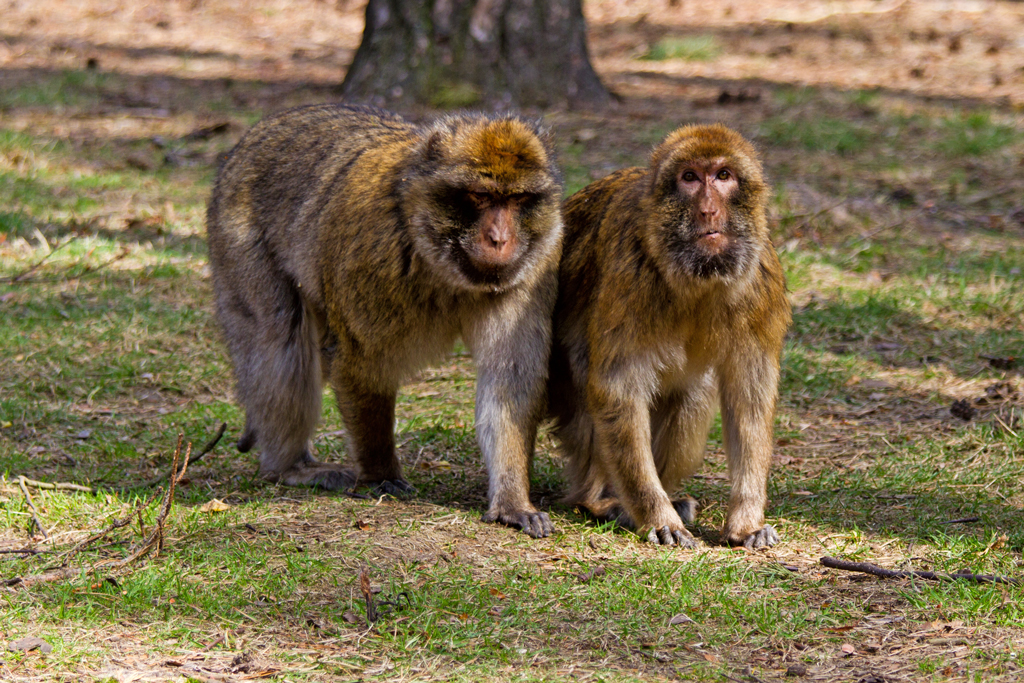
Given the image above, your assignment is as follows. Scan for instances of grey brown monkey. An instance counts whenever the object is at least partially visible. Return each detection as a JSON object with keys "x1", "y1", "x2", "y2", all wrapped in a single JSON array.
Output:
[
  {"x1": 548, "y1": 124, "x2": 790, "y2": 548},
  {"x1": 206, "y1": 104, "x2": 563, "y2": 537}
]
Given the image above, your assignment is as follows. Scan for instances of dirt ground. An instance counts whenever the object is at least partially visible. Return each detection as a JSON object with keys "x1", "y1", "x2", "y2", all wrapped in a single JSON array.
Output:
[{"x1": 3, "y1": 0, "x2": 1024, "y2": 105}]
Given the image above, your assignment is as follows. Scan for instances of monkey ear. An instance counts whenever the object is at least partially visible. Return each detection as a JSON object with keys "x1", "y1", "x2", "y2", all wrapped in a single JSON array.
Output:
[
  {"x1": 422, "y1": 131, "x2": 446, "y2": 163},
  {"x1": 648, "y1": 148, "x2": 678, "y2": 195}
]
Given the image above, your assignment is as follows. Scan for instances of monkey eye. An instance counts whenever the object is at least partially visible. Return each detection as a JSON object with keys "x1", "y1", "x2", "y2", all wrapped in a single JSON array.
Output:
[
  {"x1": 680, "y1": 170, "x2": 698, "y2": 182},
  {"x1": 716, "y1": 169, "x2": 732, "y2": 180},
  {"x1": 466, "y1": 191, "x2": 490, "y2": 208}
]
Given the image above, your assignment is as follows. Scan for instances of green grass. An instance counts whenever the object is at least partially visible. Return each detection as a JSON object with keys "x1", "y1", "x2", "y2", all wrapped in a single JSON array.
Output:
[
  {"x1": 643, "y1": 35, "x2": 721, "y2": 62},
  {"x1": 2, "y1": 78, "x2": 1024, "y2": 682},
  {"x1": 760, "y1": 116, "x2": 871, "y2": 155},
  {"x1": 937, "y1": 111, "x2": 1018, "y2": 157}
]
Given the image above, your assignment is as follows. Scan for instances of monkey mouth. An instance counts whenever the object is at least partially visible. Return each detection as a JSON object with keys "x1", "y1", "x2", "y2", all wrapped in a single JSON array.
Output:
[{"x1": 697, "y1": 230, "x2": 729, "y2": 252}]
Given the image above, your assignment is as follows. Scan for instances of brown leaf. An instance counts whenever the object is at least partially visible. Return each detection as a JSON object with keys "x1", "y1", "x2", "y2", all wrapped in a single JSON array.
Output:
[
  {"x1": 489, "y1": 587, "x2": 507, "y2": 600},
  {"x1": 841, "y1": 643, "x2": 856, "y2": 655},
  {"x1": 199, "y1": 498, "x2": 230, "y2": 513},
  {"x1": 823, "y1": 625, "x2": 855, "y2": 633},
  {"x1": 702, "y1": 653, "x2": 719, "y2": 663}
]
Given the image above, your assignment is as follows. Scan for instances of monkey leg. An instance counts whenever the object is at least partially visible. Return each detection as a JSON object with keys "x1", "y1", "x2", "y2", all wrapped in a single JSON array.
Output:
[
  {"x1": 466, "y1": 294, "x2": 554, "y2": 539},
  {"x1": 332, "y1": 373, "x2": 412, "y2": 496},
  {"x1": 588, "y1": 375, "x2": 698, "y2": 549},
  {"x1": 217, "y1": 288, "x2": 350, "y2": 489},
  {"x1": 718, "y1": 354, "x2": 780, "y2": 549}
]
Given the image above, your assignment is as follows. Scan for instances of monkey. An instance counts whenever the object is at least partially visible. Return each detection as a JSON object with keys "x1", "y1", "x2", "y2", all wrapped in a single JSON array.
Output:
[
  {"x1": 206, "y1": 104, "x2": 563, "y2": 538},
  {"x1": 547, "y1": 123, "x2": 791, "y2": 549}
]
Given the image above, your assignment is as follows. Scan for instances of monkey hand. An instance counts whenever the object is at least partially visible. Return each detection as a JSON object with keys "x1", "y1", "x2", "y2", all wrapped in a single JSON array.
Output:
[
  {"x1": 727, "y1": 524, "x2": 779, "y2": 550},
  {"x1": 645, "y1": 524, "x2": 699, "y2": 548},
  {"x1": 482, "y1": 506, "x2": 554, "y2": 538}
]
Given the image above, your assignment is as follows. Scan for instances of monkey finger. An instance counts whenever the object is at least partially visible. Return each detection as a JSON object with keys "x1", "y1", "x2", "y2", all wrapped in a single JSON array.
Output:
[
  {"x1": 672, "y1": 529, "x2": 699, "y2": 549},
  {"x1": 481, "y1": 510, "x2": 554, "y2": 538},
  {"x1": 520, "y1": 512, "x2": 554, "y2": 538},
  {"x1": 741, "y1": 525, "x2": 780, "y2": 550}
]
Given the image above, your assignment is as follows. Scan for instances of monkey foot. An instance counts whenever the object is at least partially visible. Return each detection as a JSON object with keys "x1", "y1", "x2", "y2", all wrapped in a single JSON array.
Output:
[
  {"x1": 482, "y1": 508, "x2": 554, "y2": 538},
  {"x1": 645, "y1": 525, "x2": 699, "y2": 548},
  {"x1": 363, "y1": 478, "x2": 417, "y2": 498},
  {"x1": 601, "y1": 498, "x2": 699, "y2": 528},
  {"x1": 729, "y1": 524, "x2": 779, "y2": 549},
  {"x1": 276, "y1": 464, "x2": 357, "y2": 491}
]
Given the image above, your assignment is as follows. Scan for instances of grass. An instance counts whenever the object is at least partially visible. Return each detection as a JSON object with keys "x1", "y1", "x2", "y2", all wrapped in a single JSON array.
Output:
[
  {"x1": 1, "y1": 49, "x2": 1024, "y2": 683},
  {"x1": 643, "y1": 35, "x2": 721, "y2": 62}
]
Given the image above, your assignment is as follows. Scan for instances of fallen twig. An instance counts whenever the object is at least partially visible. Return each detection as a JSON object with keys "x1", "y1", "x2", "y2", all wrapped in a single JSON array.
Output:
[
  {"x1": 1, "y1": 236, "x2": 75, "y2": 283},
  {"x1": 142, "y1": 422, "x2": 225, "y2": 487},
  {"x1": 820, "y1": 556, "x2": 1021, "y2": 586},
  {"x1": 939, "y1": 517, "x2": 980, "y2": 525},
  {"x1": 18, "y1": 476, "x2": 49, "y2": 539},
  {"x1": 0, "y1": 548, "x2": 49, "y2": 556},
  {"x1": 783, "y1": 197, "x2": 850, "y2": 236},
  {"x1": 55, "y1": 490, "x2": 161, "y2": 568},
  {"x1": 6, "y1": 435, "x2": 192, "y2": 587},
  {"x1": 111, "y1": 435, "x2": 191, "y2": 567},
  {"x1": 17, "y1": 477, "x2": 94, "y2": 494},
  {"x1": 62, "y1": 246, "x2": 131, "y2": 281}
]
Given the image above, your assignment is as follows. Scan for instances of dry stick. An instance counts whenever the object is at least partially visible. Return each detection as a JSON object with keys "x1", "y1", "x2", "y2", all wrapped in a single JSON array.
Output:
[
  {"x1": 57, "y1": 246, "x2": 131, "y2": 281},
  {"x1": 784, "y1": 197, "x2": 850, "y2": 235},
  {"x1": 820, "y1": 556, "x2": 1021, "y2": 586},
  {"x1": 17, "y1": 478, "x2": 94, "y2": 494},
  {"x1": 142, "y1": 422, "x2": 225, "y2": 488},
  {"x1": 4, "y1": 438, "x2": 192, "y2": 588},
  {"x1": 5, "y1": 492, "x2": 155, "y2": 587},
  {"x1": 0, "y1": 549, "x2": 48, "y2": 555},
  {"x1": 55, "y1": 490, "x2": 161, "y2": 568},
  {"x1": 0, "y1": 236, "x2": 75, "y2": 283},
  {"x1": 17, "y1": 476, "x2": 49, "y2": 539},
  {"x1": 111, "y1": 435, "x2": 192, "y2": 568}
]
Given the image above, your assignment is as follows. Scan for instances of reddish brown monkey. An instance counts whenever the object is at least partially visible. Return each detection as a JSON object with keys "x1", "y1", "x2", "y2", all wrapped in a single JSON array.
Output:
[
  {"x1": 207, "y1": 104, "x2": 563, "y2": 537},
  {"x1": 549, "y1": 124, "x2": 791, "y2": 548}
]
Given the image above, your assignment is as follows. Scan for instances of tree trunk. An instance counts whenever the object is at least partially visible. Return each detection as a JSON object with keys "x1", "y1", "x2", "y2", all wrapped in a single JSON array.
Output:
[{"x1": 341, "y1": 0, "x2": 610, "y2": 109}]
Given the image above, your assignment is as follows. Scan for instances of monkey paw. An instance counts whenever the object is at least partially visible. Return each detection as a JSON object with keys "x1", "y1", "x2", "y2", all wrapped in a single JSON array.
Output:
[
  {"x1": 482, "y1": 508, "x2": 554, "y2": 538},
  {"x1": 730, "y1": 524, "x2": 779, "y2": 550},
  {"x1": 645, "y1": 526, "x2": 699, "y2": 548},
  {"x1": 672, "y1": 497, "x2": 700, "y2": 525},
  {"x1": 367, "y1": 478, "x2": 417, "y2": 498},
  {"x1": 278, "y1": 465, "x2": 357, "y2": 491}
]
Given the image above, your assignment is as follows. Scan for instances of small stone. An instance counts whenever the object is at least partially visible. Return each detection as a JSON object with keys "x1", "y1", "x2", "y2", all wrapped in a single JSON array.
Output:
[{"x1": 9, "y1": 637, "x2": 52, "y2": 653}]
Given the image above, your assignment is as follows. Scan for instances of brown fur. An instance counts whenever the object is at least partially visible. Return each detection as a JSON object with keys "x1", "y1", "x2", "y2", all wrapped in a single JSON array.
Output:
[
  {"x1": 207, "y1": 104, "x2": 563, "y2": 537},
  {"x1": 549, "y1": 124, "x2": 791, "y2": 548}
]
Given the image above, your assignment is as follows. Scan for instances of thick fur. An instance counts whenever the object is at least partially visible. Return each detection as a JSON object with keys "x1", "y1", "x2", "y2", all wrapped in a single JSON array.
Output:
[
  {"x1": 549, "y1": 124, "x2": 791, "y2": 548},
  {"x1": 207, "y1": 104, "x2": 563, "y2": 537}
]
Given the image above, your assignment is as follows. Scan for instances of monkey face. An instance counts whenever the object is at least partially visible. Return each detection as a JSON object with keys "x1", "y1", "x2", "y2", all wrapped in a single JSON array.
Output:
[
  {"x1": 647, "y1": 159, "x2": 755, "y2": 282},
  {"x1": 404, "y1": 118, "x2": 563, "y2": 292}
]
